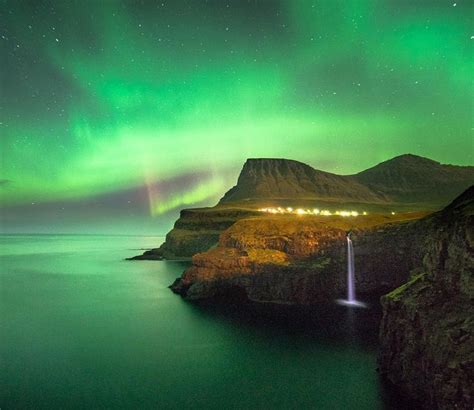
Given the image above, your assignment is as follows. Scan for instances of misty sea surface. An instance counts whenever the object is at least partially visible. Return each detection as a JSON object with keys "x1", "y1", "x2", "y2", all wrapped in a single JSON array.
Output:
[{"x1": 1, "y1": 234, "x2": 405, "y2": 409}]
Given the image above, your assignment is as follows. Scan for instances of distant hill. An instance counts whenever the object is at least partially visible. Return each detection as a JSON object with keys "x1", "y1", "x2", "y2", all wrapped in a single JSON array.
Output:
[
  {"x1": 219, "y1": 155, "x2": 474, "y2": 209},
  {"x1": 352, "y1": 154, "x2": 474, "y2": 205}
]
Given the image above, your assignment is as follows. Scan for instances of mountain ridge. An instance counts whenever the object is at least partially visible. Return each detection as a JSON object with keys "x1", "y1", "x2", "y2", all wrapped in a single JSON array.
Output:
[{"x1": 219, "y1": 154, "x2": 474, "y2": 208}]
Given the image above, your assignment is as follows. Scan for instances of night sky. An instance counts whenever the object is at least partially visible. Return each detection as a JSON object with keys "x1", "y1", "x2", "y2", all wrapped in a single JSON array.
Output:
[{"x1": 1, "y1": 0, "x2": 473, "y2": 233}]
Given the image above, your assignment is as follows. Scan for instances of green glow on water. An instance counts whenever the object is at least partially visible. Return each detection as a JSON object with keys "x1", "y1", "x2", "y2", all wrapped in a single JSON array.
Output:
[{"x1": 0, "y1": 235, "x2": 405, "y2": 408}]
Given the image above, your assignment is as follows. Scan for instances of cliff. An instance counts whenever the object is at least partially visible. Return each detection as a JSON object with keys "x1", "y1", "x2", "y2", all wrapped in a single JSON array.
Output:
[
  {"x1": 128, "y1": 207, "x2": 260, "y2": 260},
  {"x1": 170, "y1": 212, "x2": 427, "y2": 303},
  {"x1": 378, "y1": 186, "x2": 474, "y2": 409}
]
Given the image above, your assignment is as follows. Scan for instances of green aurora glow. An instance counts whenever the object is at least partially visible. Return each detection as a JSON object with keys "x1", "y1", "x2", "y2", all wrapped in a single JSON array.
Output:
[{"x1": 1, "y1": 0, "x2": 473, "y2": 231}]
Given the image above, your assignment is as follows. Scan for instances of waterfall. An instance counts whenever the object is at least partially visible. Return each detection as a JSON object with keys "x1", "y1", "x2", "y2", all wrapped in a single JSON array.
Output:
[
  {"x1": 347, "y1": 236, "x2": 356, "y2": 302},
  {"x1": 336, "y1": 233, "x2": 366, "y2": 308}
]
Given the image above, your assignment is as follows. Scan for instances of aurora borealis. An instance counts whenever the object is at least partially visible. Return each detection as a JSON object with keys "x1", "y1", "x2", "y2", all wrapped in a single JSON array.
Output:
[{"x1": 1, "y1": 0, "x2": 473, "y2": 233}]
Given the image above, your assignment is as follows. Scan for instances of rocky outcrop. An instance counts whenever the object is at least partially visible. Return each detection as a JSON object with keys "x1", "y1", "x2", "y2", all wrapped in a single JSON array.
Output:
[
  {"x1": 378, "y1": 186, "x2": 474, "y2": 409},
  {"x1": 170, "y1": 217, "x2": 345, "y2": 303},
  {"x1": 128, "y1": 207, "x2": 260, "y2": 260},
  {"x1": 170, "y1": 213, "x2": 427, "y2": 303}
]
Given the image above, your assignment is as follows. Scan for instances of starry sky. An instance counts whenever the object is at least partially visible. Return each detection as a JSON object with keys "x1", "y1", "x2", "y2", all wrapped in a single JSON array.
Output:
[{"x1": 1, "y1": 0, "x2": 473, "y2": 234}]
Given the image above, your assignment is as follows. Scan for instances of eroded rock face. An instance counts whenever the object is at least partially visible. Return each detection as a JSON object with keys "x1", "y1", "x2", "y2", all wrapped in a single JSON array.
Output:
[
  {"x1": 170, "y1": 216, "x2": 423, "y2": 303},
  {"x1": 128, "y1": 207, "x2": 260, "y2": 260},
  {"x1": 353, "y1": 221, "x2": 425, "y2": 293},
  {"x1": 378, "y1": 186, "x2": 474, "y2": 409}
]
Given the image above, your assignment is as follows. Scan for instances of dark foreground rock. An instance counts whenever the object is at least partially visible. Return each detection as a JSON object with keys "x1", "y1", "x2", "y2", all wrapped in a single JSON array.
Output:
[{"x1": 378, "y1": 186, "x2": 474, "y2": 409}]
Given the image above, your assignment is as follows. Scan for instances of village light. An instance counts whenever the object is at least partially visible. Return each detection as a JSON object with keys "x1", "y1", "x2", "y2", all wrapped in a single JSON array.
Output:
[{"x1": 257, "y1": 207, "x2": 365, "y2": 217}]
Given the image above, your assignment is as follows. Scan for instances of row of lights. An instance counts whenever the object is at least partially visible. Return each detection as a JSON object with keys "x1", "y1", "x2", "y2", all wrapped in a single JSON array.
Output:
[{"x1": 257, "y1": 207, "x2": 369, "y2": 217}]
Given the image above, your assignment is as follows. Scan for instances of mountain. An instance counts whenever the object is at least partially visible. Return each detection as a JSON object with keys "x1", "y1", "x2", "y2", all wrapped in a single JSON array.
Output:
[
  {"x1": 220, "y1": 155, "x2": 474, "y2": 208},
  {"x1": 219, "y1": 158, "x2": 388, "y2": 204},
  {"x1": 353, "y1": 154, "x2": 474, "y2": 205}
]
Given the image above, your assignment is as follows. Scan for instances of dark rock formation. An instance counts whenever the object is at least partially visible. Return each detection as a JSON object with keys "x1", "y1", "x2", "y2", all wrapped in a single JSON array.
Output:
[
  {"x1": 129, "y1": 207, "x2": 260, "y2": 260},
  {"x1": 378, "y1": 186, "x2": 474, "y2": 409},
  {"x1": 169, "y1": 213, "x2": 426, "y2": 303},
  {"x1": 127, "y1": 249, "x2": 163, "y2": 260},
  {"x1": 170, "y1": 218, "x2": 345, "y2": 303}
]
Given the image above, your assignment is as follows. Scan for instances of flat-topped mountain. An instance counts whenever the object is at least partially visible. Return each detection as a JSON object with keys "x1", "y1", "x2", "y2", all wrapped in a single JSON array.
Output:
[
  {"x1": 220, "y1": 155, "x2": 474, "y2": 208},
  {"x1": 219, "y1": 158, "x2": 388, "y2": 204}
]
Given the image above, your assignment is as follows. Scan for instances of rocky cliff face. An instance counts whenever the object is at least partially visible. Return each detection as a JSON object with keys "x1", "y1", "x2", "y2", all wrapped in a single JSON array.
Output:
[
  {"x1": 378, "y1": 186, "x2": 474, "y2": 409},
  {"x1": 170, "y1": 213, "x2": 426, "y2": 303},
  {"x1": 128, "y1": 207, "x2": 260, "y2": 260},
  {"x1": 171, "y1": 217, "x2": 347, "y2": 303}
]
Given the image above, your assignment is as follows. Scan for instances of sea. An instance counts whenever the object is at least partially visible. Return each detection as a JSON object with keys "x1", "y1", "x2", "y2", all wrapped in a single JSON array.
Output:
[{"x1": 0, "y1": 234, "x2": 407, "y2": 409}]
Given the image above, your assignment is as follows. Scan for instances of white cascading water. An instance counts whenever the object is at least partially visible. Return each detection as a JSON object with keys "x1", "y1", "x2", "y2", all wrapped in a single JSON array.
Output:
[
  {"x1": 346, "y1": 235, "x2": 356, "y2": 302},
  {"x1": 336, "y1": 233, "x2": 366, "y2": 308}
]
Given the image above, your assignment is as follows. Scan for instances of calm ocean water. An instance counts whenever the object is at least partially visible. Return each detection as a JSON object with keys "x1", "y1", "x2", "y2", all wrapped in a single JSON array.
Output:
[{"x1": 0, "y1": 234, "x2": 405, "y2": 409}]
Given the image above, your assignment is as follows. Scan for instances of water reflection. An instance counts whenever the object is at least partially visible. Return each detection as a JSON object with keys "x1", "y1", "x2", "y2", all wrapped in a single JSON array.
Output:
[{"x1": 1, "y1": 235, "x2": 412, "y2": 409}]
